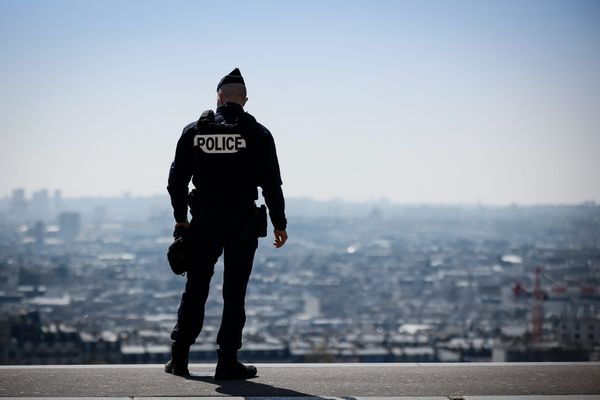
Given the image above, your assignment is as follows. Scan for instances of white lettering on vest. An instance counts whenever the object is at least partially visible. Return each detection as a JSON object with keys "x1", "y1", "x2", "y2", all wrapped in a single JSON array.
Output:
[{"x1": 194, "y1": 134, "x2": 246, "y2": 153}]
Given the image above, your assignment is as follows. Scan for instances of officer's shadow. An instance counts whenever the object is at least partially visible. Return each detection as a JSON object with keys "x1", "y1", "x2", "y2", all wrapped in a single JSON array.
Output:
[{"x1": 185, "y1": 372, "x2": 326, "y2": 397}]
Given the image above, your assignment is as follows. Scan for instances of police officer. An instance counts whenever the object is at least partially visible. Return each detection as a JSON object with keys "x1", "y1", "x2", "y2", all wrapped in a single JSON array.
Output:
[{"x1": 165, "y1": 68, "x2": 288, "y2": 379}]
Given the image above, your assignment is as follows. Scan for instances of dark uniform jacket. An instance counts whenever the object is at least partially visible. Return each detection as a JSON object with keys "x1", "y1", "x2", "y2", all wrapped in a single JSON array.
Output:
[{"x1": 167, "y1": 102, "x2": 287, "y2": 231}]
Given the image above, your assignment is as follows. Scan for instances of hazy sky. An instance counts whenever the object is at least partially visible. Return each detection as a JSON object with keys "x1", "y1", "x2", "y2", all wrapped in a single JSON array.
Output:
[{"x1": 1, "y1": 0, "x2": 599, "y2": 204}]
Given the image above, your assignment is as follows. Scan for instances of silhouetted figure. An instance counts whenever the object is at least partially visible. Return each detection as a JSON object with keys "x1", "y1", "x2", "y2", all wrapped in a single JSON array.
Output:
[{"x1": 165, "y1": 68, "x2": 288, "y2": 379}]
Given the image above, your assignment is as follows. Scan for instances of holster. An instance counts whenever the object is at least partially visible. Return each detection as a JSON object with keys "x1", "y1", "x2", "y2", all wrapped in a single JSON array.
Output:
[
  {"x1": 188, "y1": 189, "x2": 201, "y2": 217},
  {"x1": 188, "y1": 189, "x2": 267, "y2": 239},
  {"x1": 252, "y1": 204, "x2": 268, "y2": 238}
]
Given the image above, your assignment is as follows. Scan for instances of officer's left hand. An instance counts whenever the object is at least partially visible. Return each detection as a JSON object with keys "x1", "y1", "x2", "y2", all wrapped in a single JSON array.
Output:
[{"x1": 273, "y1": 229, "x2": 287, "y2": 248}]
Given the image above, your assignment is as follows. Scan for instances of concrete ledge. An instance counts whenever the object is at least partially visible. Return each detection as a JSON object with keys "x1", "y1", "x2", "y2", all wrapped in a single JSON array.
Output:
[
  {"x1": 0, "y1": 363, "x2": 599, "y2": 397},
  {"x1": 2, "y1": 397, "x2": 600, "y2": 400}
]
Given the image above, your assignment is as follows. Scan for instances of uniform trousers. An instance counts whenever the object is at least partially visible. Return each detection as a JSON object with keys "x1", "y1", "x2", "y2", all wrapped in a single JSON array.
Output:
[{"x1": 170, "y1": 202, "x2": 258, "y2": 351}]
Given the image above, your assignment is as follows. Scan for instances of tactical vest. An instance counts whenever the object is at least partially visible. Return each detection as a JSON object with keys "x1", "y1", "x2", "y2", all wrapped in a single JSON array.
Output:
[{"x1": 190, "y1": 110, "x2": 259, "y2": 203}]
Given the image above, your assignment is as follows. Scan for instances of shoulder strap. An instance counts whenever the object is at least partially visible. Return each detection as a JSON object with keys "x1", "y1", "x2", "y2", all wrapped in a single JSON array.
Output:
[
  {"x1": 232, "y1": 112, "x2": 257, "y2": 129},
  {"x1": 195, "y1": 109, "x2": 255, "y2": 132},
  {"x1": 196, "y1": 109, "x2": 215, "y2": 128}
]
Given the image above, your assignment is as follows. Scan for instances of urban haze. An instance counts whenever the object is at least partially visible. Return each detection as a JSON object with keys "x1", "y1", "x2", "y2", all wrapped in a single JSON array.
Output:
[{"x1": 1, "y1": 189, "x2": 599, "y2": 364}]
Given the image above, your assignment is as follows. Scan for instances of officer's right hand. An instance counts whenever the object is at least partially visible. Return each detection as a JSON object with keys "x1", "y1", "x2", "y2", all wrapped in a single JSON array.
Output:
[{"x1": 273, "y1": 229, "x2": 287, "y2": 248}]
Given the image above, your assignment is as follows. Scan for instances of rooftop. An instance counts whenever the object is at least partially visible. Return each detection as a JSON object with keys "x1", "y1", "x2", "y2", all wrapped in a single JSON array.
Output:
[{"x1": 1, "y1": 362, "x2": 600, "y2": 398}]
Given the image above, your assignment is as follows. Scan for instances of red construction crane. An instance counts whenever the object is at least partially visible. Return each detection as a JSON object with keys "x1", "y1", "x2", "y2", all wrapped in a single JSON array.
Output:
[{"x1": 512, "y1": 267, "x2": 547, "y2": 342}]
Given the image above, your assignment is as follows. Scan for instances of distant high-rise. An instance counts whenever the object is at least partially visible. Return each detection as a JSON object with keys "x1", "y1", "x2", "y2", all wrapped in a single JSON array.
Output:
[
  {"x1": 58, "y1": 212, "x2": 81, "y2": 240},
  {"x1": 31, "y1": 189, "x2": 49, "y2": 220},
  {"x1": 10, "y1": 189, "x2": 27, "y2": 216},
  {"x1": 32, "y1": 220, "x2": 45, "y2": 244},
  {"x1": 53, "y1": 190, "x2": 62, "y2": 214}
]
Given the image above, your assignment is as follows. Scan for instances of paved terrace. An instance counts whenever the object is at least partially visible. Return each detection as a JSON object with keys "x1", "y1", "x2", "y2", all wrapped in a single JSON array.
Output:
[{"x1": 1, "y1": 362, "x2": 600, "y2": 399}]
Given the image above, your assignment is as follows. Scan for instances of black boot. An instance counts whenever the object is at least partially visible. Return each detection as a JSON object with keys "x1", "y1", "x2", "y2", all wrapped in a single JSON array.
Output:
[
  {"x1": 164, "y1": 341, "x2": 190, "y2": 377},
  {"x1": 214, "y1": 348, "x2": 257, "y2": 380}
]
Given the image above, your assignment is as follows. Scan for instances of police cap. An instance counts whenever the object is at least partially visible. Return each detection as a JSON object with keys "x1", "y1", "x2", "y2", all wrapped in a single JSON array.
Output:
[{"x1": 217, "y1": 68, "x2": 245, "y2": 91}]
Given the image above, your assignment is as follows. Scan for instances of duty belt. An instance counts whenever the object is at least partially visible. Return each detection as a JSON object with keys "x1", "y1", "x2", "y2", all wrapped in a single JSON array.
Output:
[{"x1": 187, "y1": 189, "x2": 255, "y2": 211}]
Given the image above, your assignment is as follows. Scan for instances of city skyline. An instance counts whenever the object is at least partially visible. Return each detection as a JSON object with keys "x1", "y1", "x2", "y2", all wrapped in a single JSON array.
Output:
[
  {"x1": 2, "y1": 189, "x2": 599, "y2": 364},
  {"x1": 3, "y1": 185, "x2": 599, "y2": 207},
  {"x1": 1, "y1": 0, "x2": 599, "y2": 204}
]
